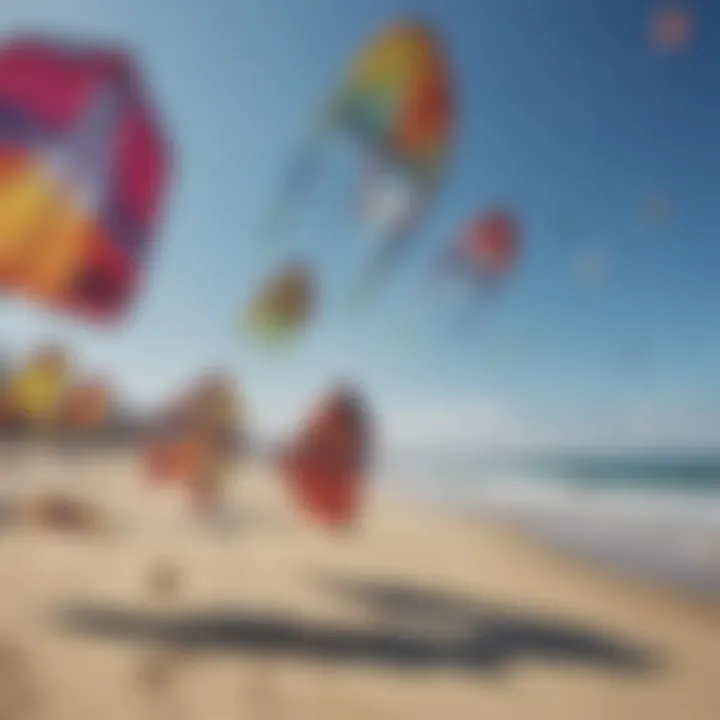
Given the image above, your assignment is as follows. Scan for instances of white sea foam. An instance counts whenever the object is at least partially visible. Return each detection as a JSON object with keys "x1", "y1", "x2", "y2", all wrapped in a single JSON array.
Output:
[{"x1": 379, "y1": 453, "x2": 720, "y2": 597}]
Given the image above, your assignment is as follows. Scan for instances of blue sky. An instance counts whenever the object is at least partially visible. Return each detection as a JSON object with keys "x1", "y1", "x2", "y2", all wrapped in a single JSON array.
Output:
[{"x1": 0, "y1": 0, "x2": 718, "y2": 450}]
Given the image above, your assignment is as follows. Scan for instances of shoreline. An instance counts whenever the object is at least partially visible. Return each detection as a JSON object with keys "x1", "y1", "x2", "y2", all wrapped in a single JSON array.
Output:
[{"x1": 378, "y1": 469, "x2": 720, "y2": 604}]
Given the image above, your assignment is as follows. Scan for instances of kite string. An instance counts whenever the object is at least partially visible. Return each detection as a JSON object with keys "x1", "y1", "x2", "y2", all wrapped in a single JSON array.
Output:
[{"x1": 261, "y1": 118, "x2": 329, "y2": 251}]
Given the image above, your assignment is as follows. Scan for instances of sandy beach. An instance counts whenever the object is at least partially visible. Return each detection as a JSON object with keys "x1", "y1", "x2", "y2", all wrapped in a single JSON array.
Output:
[{"x1": 0, "y1": 449, "x2": 718, "y2": 719}]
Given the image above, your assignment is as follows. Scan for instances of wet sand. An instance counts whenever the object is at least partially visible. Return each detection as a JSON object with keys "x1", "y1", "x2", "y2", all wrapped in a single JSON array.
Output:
[{"x1": 0, "y1": 449, "x2": 718, "y2": 719}]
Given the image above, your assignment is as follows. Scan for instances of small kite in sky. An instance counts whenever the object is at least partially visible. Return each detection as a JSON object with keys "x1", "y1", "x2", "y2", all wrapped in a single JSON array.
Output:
[
  {"x1": 651, "y1": 6, "x2": 693, "y2": 52},
  {"x1": 442, "y1": 209, "x2": 521, "y2": 291},
  {"x1": 641, "y1": 191, "x2": 676, "y2": 229},
  {"x1": 243, "y1": 263, "x2": 315, "y2": 348},
  {"x1": 426, "y1": 208, "x2": 522, "y2": 319},
  {"x1": 391, "y1": 208, "x2": 522, "y2": 349}
]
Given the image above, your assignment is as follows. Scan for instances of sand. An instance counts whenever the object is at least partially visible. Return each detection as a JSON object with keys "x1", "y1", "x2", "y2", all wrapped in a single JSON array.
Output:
[{"x1": 0, "y1": 448, "x2": 718, "y2": 719}]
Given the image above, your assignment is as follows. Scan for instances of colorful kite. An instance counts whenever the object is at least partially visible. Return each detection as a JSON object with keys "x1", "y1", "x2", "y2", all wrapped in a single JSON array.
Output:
[
  {"x1": 145, "y1": 374, "x2": 241, "y2": 510},
  {"x1": 443, "y1": 209, "x2": 521, "y2": 291},
  {"x1": 172, "y1": 373, "x2": 239, "y2": 439},
  {"x1": 267, "y1": 19, "x2": 454, "y2": 303},
  {"x1": 8, "y1": 346, "x2": 70, "y2": 425},
  {"x1": 395, "y1": 209, "x2": 521, "y2": 345},
  {"x1": 651, "y1": 6, "x2": 693, "y2": 51},
  {"x1": 243, "y1": 263, "x2": 315, "y2": 347},
  {"x1": 0, "y1": 35, "x2": 170, "y2": 321},
  {"x1": 145, "y1": 378, "x2": 373, "y2": 530},
  {"x1": 279, "y1": 385, "x2": 371, "y2": 529},
  {"x1": 4, "y1": 345, "x2": 71, "y2": 430}
]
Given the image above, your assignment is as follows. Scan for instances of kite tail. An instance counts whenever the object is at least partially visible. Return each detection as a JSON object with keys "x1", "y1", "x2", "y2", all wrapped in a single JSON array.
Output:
[
  {"x1": 348, "y1": 170, "x2": 438, "y2": 313},
  {"x1": 262, "y1": 125, "x2": 325, "y2": 247},
  {"x1": 347, "y1": 232, "x2": 407, "y2": 313}
]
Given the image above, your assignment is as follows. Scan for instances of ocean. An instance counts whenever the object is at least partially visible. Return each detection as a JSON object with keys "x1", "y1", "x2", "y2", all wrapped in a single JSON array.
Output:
[{"x1": 380, "y1": 450, "x2": 720, "y2": 598}]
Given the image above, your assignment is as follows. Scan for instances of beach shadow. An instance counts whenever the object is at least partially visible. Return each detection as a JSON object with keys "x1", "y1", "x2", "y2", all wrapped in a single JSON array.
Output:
[
  {"x1": 320, "y1": 575, "x2": 659, "y2": 672},
  {"x1": 55, "y1": 576, "x2": 657, "y2": 675}
]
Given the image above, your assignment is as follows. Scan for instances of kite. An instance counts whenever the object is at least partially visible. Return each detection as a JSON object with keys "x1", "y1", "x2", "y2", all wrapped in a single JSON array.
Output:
[
  {"x1": 0, "y1": 35, "x2": 170, "y2": 321},
  {"x1": 144, "y1": 373, "x2": 241, "y2": 510},
  {"x1": 442, "y1": 209, "x2": 521, "y2": 292},
  {"x1": 395, "y1": 209, "x2": 521, "y2": 345},
  {"x1": 145, "y1": 378, "x2": 373, "y2": 531},
  {"x1": 243, "y1": 263, "x2": 315, "y2": 347},
  {"x1": 266, "y1": 19, "x2": 454, "y2": 303},
  {"x1": 641, "y1": 191, "x2": 675, "y2": 229},
  {"x1": 279, "y1": 385, "x2": 371, "y2": 529},
  {"x1": 422, "y1": 208, "x2": 521, "y2": 321},
  {"x1": 169, "y1": 373, "x2": 239, "y2": 439},
  {"x1": 651, "y1": 6, "x2": 693, "y2": 51},
  {"x1": 4, "y1": 345, "x2": 71, "y2": 431}
]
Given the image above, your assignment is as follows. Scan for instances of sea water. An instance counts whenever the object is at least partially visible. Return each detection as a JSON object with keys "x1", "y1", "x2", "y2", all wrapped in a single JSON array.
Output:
[{"x1": 380, "y1": 449, "x2": 720, "y2": 598}]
